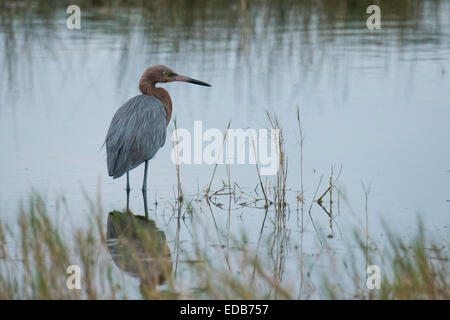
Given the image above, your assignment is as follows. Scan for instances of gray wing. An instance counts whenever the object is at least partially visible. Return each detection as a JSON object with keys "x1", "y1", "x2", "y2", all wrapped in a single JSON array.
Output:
[{"x1": 106, "y1": 95, "x2": 167, "y2": 179}]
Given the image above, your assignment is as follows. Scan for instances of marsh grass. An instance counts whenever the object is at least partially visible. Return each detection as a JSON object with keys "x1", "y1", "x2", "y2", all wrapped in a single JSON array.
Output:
[
  {"x1": 266, "y1": 112, "x2": 287, "y2": 218},
  {"x1": 205, "y1": 121, "x2": 231, "y2": 197},
  {"x1": 171, "y1": 117, "x2": 183, "y2": 205},
  {"x1": 0, "y1": 113, "x2": 448, "y2": 300},
  {"x1": 0, "y1": 114, "x2": 444, "y2": 300},
  {"x1": 321, "y1": 219, "x2": 449, "y2": 300},
  {"x1": 0, "y1": 190, "x2": 447, "y2": 300},
  {"x1": 1, "y1": 108, "x2": 447, "y2": 299}
]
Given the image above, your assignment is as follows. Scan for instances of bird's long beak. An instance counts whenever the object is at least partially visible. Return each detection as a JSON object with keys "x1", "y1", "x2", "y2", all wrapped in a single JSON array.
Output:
[{"x1": 173, "y1": 74, "x2": 211, "y2": 87}]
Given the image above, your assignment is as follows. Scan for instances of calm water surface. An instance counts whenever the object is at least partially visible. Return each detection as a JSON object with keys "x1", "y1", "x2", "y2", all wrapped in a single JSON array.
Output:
[{"x1": 0, "y1": 0, "x2": 449, "y2": 297}]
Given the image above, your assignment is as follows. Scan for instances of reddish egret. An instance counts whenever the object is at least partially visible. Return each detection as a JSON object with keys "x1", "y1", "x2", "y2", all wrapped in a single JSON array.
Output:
[{"x1": 105, "y1": 65, "x2": 210, "y2": 214}]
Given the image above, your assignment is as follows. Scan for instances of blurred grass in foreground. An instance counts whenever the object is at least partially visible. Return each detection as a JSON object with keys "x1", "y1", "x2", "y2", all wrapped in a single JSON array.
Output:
[{"x1": 0, "y1": 192, "x2": 447, "y2": 300}]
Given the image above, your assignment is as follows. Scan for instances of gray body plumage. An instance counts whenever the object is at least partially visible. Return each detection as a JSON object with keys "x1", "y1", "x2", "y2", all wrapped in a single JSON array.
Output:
[{"x1": 106, "y1": 95, "x2": 167, "y2": 179}]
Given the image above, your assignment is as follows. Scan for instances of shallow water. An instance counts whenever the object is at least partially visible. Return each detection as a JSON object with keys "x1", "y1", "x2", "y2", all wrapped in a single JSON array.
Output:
[{"x1": 0, "y1": 0, "x2": 449, "y2": 298}]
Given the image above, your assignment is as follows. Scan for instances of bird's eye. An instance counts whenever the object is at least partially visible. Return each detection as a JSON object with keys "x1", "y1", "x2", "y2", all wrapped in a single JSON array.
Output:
[{"x1": 163, "y1": 71, "x2": 169, "y2": 77}]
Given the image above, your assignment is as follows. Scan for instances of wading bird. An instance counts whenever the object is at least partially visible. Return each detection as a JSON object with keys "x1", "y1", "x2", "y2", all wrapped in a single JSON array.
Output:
[{"x1": 105, "y1": 65, "x2": 210, "y2": 215}]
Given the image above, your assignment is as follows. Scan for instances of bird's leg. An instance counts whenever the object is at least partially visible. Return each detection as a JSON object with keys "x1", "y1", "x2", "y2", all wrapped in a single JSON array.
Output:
[
  {"x1": 143, "y1": 190, "x2": 148, "y2": 219},
  {"x1": 126, "y1": 171, "x2": 131, "y2": 192},
  {"x1": 142, "y1": 160, "x2": 149, "y2": 218},
  {"x1": 142, "y1": 160, "x2": 149, "y2": 192},
  {"x1": 126, "y1": 171, "x2": 130, "y2": 212}
]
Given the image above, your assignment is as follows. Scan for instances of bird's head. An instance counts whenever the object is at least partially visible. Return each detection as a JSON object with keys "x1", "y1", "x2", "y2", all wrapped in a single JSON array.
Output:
[{"x1": 139, "y1": 65, "x2": 211, "y2": 89}]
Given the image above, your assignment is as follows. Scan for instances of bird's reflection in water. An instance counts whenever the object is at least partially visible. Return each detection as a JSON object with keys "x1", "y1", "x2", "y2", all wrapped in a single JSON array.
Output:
[{"x1": 106, "y1": 210, "x2": 172, "y2": 298}]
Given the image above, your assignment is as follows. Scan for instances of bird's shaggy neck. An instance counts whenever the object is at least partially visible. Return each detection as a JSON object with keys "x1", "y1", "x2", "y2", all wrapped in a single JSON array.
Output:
[{"x1": 139, "y1": 81, "x2": 172, "y2": 125}]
